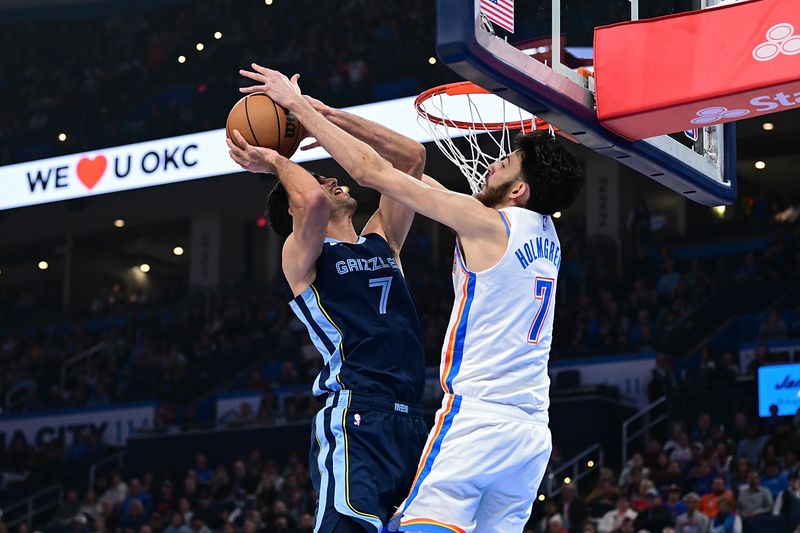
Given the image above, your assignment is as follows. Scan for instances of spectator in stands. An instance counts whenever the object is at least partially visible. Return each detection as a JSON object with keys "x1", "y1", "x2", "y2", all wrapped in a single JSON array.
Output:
[
  {"x1": 178, "y1": 498, "x2": 193, "y2": 524},
  {"x1": 773, "y1": 471, "x2": 800, "y2": 531},
  {"x1": 547, "y1": 514, "x2": 568, "y2": 533},
  {"x1": 717, "y1": 352, "x2": 739, "y2": 382},
  {"x1": 619, "y1": 454, "x2": 650, "y2": 489},
  {"x1": 618, "y1": 517, "x2": 636, "y2": 533},
  {"x1": 738, "y1": 469, "x2": 773, "y2": 528},
  {"x1": 664, "y1": 423, "x2": 686, "y2": 456},
  {"x1": 121, "y1": 478, "x2": 153, "y2": 520},
  {"x1": 587, "y1": 479, "x2": 618, "y2": 521},
  {"x1": 762, "y1": 459, "x2": 789, "y2": 499},
  {"x1": 53, "y1": 488, "x2": 82, "y2": 527},
  {"x1": 657, "y1": 260, "x2": 682, "y2": 299},
  {"x1": 675, "y1": 492, "x2": 710, "y2": 533},
  {"x1": 597, "y1": 495, "x2": 637, "y2": 533},
  {"x1": 536, "y1": 501, "x2": 561, "y2": 533},
  {"x1": 711, "y1": 442, "x2": 734, "y2": 478},
  {"x1": 78, "y1": 489, "x2": 102, "y2": 525},
  {"x1": 736, "y1": 425, "x2": 769, "y2": 466},
  {"x1": 709, "y1": 498, "x2": 737, "y2": 533},
  {"x1": 691, "y1": 414, "x2": 714, "y2": 447},
  {"x1": 631, "y1": 480, "x2": 657, "y2": 512},
  {"x1": 690, "y1": 459, "x2": 716, "y2": 497},
  {"x1": 101, "y1": 472, "x2": 128, "y2": 507},
  {"x1": 634, "y1": 487, "x2": 673, "y2": 532},
  {"x1": 155, "y1": 479, "x2": 177, "y2": 516},
  {"x1": 164, "y1": 512, "x2": 191, "y2": 533},
  {"x1": 664, "y1": 485, "x2": 687, "y2": 522},
  {"x1": 670, "y1": 433, "x2": 693, "y2": 466},
  {"x1": 558, "y1": 482, "x2": 588, "y2": 533},
  {"x1": 758, "y1": 309, "x2": 788, "y2": 340},
  {"x1": 643, "y1": 439, "x2": 663, "y2": 470},
  {"x1": 71, "y1": 513, "x2": 90, "y2": 533},
  {"x1": 700, "y1": 477, "x2": 735, "y2": 518},
  {"x1": 194, "y1": 454, "x2": 214, "y2": 486},
  {"x1": 119, "y1": 499, "x2": 148, "y2": 530}
]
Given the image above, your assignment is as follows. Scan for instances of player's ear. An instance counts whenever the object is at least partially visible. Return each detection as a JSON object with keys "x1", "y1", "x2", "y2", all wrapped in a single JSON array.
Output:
[{"x1": 508, "y1": 179, "x2": 529, "y2": 201}]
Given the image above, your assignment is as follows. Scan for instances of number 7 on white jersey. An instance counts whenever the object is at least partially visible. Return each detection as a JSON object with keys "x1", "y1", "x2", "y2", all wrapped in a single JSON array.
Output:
[{"x1": 528, "y1": 277, "x2": 555, "y2": 344}]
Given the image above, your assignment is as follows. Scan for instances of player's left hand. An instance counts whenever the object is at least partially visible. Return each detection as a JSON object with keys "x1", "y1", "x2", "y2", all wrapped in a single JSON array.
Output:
[
  {"x1": 227, "y1": 129, "x2": 281, "y2": 174},
  {"x1": 239, "y1": 64, "x2": 303, "y2": 110}
]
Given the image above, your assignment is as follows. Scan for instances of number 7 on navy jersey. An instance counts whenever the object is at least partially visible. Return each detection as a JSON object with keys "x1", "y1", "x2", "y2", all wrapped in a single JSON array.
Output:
[
  {"x1": 528, "y1": 277, "x2": 555, "y2": 344},
  {"x1": 369, "y1": 277, "x2": 393, "y2": 315}
]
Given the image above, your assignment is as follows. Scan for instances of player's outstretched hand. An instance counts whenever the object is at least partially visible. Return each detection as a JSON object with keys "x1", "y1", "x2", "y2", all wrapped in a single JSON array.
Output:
[
  {"x1": 239, "y1": 64, "x2": 303, "y2": 110},
  {"x1": 227, "y1": 130, "x2": 280, "y2": 174}
]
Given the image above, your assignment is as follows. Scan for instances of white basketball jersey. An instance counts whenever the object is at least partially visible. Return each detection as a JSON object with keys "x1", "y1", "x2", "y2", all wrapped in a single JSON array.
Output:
[{"x1": 439, "y1": 206, "x2": 560, "y2": 415}]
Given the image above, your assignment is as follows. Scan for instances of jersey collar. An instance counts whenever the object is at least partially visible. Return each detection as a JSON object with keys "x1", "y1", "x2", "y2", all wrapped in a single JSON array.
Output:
[{"x1": 324, "y1": 236, "x2": 366, "y2": 245}]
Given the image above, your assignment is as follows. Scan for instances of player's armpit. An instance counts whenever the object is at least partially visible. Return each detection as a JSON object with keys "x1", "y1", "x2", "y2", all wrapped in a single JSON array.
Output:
[{"x1": 282, "y1": 234, "x2": 322, "y2": 296}]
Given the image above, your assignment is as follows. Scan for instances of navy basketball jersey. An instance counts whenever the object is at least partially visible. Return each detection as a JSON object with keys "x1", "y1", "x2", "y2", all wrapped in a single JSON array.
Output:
[{"x1": 289, "y1": 233, "x2": 425, "y2": 404}]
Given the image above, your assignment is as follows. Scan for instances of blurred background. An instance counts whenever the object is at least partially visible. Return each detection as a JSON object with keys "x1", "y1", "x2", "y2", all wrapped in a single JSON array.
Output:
[{"x1": 1, "y1": 1, "x2": 800, "y2": 532}]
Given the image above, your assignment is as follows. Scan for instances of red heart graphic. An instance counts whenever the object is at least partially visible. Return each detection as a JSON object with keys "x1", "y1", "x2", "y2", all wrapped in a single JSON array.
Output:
[{"x1": 76, "y1": 155, "x2": 107, "y2": 190}]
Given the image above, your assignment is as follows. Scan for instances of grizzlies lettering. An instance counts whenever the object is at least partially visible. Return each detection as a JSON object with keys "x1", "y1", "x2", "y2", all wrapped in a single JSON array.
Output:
[
  {"x1": 513, "y1": 237, "x2": 561, "y2": 270},
  {"x1": 336, "y1": 256, "x2": 398, "y2": 275}
]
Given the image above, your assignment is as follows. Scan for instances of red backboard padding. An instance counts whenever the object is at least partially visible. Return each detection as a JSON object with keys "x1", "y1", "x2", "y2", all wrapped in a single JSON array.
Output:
[{"x1": 594, "y1": 0, "x2": 800, "y2": 141}]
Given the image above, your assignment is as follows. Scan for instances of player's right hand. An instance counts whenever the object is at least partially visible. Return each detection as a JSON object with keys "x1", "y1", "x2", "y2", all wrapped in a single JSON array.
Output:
[{"x1": 227, "y1": 130, "x2": 281, "y2": 174}]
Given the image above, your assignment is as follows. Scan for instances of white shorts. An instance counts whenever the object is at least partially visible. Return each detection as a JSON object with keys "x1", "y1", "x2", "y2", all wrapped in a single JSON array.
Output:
[{"x1": 388, "y1": 394, "x2": 552, "y2": 533}]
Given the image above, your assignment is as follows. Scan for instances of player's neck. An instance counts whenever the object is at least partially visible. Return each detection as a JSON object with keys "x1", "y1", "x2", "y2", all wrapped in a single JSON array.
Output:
[{"x1": 326, "y1": 217, "x2": 359, "y2": 243}]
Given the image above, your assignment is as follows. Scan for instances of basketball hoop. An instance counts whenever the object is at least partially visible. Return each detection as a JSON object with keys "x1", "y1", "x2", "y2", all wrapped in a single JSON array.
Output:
[{"x1": 415, "y1": 81, "x2": 553, "y2": 194}]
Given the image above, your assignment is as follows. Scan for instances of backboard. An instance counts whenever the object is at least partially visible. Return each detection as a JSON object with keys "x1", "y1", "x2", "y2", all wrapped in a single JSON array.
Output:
[{"x1": 435, "y1": 0, "x2": 738, "y2": 206}]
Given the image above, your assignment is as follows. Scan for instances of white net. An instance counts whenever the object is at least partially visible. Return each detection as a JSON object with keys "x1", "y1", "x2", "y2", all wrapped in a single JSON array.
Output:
[{"x1": 416, "y1": 85, "x2": 539, "y2": 194}]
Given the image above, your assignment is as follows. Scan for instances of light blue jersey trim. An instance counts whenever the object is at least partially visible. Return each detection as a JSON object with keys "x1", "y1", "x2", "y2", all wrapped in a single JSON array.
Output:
[
  {"x1": 313, "y1": 411, "x2": 330, "y2": 533},
  {"x1": 324, "y1": 236, "x2": 367, "y2": 245},
  {"x1": 289, "y1": 287, "x2": 345, "y2": 395}
]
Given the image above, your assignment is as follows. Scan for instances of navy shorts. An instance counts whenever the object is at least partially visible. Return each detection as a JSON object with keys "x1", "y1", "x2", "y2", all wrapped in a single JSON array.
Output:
[{"x1": 310, "y1": 391, "x2": 429, "y2": 533}]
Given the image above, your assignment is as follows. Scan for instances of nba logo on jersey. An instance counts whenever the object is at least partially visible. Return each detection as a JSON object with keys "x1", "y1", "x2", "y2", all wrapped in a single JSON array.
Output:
[{"x1": 354, "y1": 414, "x2": 361, "y2": 426}]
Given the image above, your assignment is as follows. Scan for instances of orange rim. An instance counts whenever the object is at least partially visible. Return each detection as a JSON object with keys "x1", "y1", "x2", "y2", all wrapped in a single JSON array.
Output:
[{"x1": 416, "y1": 81, "x2": 554, "y2": 132}]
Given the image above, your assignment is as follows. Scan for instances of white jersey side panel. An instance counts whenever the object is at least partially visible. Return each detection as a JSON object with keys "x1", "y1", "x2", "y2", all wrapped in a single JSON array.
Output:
[{"x1": 439, "y1": 207, "x2": 560, "y2": 414}]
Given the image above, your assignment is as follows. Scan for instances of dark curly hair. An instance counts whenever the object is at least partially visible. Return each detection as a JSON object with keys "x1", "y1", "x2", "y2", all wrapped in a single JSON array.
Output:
[
  {"x1": 515, "y1": 132, "x2": 584, "y2": 215},
  {"x1": 265, "y1": 181, "x2": 292, "y2": 239}
]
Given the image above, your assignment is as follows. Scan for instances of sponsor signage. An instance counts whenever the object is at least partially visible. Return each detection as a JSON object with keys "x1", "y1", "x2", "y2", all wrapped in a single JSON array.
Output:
[
  {"x1": 0, "y1": 96, "x2": 435, "y2": 211},
  {"x1": 758, "y1": 363, "x2": 800, "y2": 417},
  {"x1": 0, "y1": 402, "x2": 155, "y2": 449},
  {"x1": 595, "y1": 0, "x2": 800, "y2": 140},
  {"x1": 216, "y1": 391, "x2": 262, "y2": 422},
  {"x1": 550, "y1": 352, "x2": 656, "y2": 407}
]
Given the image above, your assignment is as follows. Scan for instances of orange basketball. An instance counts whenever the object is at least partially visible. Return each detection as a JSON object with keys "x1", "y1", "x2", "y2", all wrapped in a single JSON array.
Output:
[{"x1": 226, "y1": 93, "x2": 306, "y2": 158}]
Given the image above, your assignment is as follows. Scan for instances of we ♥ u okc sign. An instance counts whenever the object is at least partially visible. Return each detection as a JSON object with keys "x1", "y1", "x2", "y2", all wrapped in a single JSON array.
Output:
[
  {"x1": 0, "y1": 129, "x2": 238, "y2": 211},
  {"x1": 0, "y1": 95, "x2": 436, "y2": 212}
]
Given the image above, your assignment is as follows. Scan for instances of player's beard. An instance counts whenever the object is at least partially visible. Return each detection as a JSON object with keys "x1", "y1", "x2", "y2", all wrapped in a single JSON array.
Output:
[{"x1": 475, "y1": 179, "x2": 516, "y2": 208}]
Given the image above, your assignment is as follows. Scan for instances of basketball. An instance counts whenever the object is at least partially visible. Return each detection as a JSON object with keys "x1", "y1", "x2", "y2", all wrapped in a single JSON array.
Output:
[{"x1": 226, "y1": 93, "x2": 306, "y2": 158}]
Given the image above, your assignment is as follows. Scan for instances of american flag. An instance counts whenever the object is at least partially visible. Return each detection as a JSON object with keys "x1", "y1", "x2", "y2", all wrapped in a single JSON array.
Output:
[{"x1": 481, "y1": 0, "x2": 514, "y2": 33}]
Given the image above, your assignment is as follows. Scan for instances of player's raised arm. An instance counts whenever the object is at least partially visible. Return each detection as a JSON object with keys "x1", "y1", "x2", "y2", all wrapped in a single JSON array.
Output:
[
  {"x1": 239, "y1": 65, "x2": 504, "y2": 242},
  {"x1": 227, "y1": 131, "x2": 329, "y2": 288},
  {"x1": 306, "y1": 98, "x2": 426, "y2": 254},
  {"x1": 303, "y1": 96, "x2": 426, "y2": 178}
]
